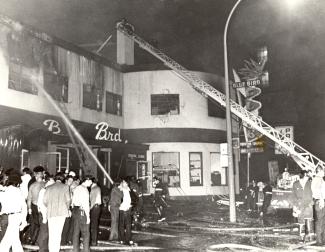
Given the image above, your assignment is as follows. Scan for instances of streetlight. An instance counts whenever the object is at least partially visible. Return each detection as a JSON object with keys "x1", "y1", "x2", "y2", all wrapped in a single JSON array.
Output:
[{"x1": 224, "y1": 0, "x2": 242, "y2": 223}]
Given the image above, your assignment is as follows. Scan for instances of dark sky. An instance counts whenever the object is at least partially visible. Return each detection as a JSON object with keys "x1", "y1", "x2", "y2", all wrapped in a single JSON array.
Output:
[{"x1": 1, "y1": 0, "x2": 325, "y2": 159}]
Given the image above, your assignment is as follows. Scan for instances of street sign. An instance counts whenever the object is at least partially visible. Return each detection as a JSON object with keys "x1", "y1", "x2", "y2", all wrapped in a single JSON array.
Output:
[
  {"x1": 240, "y1": 141, "x2": 264, "y2": 148},
  {"x1": 232, "y1": 79, "x2": 261, "y2": 89},
  {"x1": 240, "y1": 147, "x2": 264, "y2": 154}
]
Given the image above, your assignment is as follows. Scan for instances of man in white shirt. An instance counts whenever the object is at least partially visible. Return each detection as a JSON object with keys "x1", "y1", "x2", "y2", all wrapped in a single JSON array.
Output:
[
  {"x1": 71, "y1": 176, "x2": 93, "y2": 252},
  {"x1": 311, "y1": 165, "x2": 325, "y2": 245},
  {"x1": 118, "y1": 179, "x2": 133, "y2": 245},
  {"x1": 0, "y1": 171, "x2": 27, "y2": 252},
  {"x1": 43, "y1": 172, "x2": 71, "y2": 252}
]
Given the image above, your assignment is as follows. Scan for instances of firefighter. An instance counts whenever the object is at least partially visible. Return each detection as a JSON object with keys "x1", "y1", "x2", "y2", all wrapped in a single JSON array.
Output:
[{"x1": 152, "y1": 177, "x2": 168, "y2": 222}]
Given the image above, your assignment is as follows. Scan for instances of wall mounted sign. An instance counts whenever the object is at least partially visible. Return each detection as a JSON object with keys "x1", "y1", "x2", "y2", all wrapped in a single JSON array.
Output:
[
  {"x1": 95, "y1": 122, "x2": 122, "y2": 142},
  {"x1": 43, "y1": 119, "x2": 62, "y2": 135}
]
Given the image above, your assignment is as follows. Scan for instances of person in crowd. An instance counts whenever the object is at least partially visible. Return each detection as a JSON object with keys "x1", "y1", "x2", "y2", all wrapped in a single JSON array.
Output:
[
  {"x1": 153, "y1": 176, "x2": 168, "y2": 222},
  {"x1": 0, "y1": 173, "x2": 7, "y2": 242},
  {"x1": 118, "y1": 179, "x2": 134, "y2": 245},
  {"x1": 0, "y1": 170, "x2": 27, "y2": 252},
  {"x1": 292, "y1": 170, "x2": 314, "y2": 242},
  {"x1": 71, "y1": 175, "x2": 93, "y2": 252},
  {"x1": 20, "y1": 167, "x2": 32, "y2": 200},
  {"x1": 90, "y1": 178, "x2": 102, "y2": 246},
  {"x1": 128, "y1": 176, "x2": 140, "y2": 225},
  {"x1": 311, "y1": 165, "x2": 325, "y2": 245},
  {"x1": 37, "y1": 174, "x2": 55, "y2": 252},
  {"x1": 260, "y1": 181, "x2": 273, "y2": 217},
  {"x1": 43, "y1": 172, "x2": 71, "y2": 252},
  {"x1": 108, "y1": 180, "x2": 123, "y2": 242},
  {"x1": 27, "y1": 165, "x2": 45, "y2": 245},
  {"x1": 246, "y1": 180, "x2": 258, "y2": 211},
  {"x1": 135, "y1": 179, "x2": 144, "y2": 219},
  {"x1": 61, "y1": 175, "x2": 76, "y2": 246}
]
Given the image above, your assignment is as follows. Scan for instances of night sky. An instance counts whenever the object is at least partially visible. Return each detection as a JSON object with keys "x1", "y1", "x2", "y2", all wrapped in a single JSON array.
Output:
[{"x1": 1, "y1": 0, "x2": 325, "y2": 161}]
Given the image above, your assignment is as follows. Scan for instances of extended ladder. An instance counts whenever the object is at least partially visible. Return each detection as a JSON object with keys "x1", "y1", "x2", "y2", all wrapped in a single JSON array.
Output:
[{"x1": 116, "y1": 20, "x2": 325, "y2": 171}]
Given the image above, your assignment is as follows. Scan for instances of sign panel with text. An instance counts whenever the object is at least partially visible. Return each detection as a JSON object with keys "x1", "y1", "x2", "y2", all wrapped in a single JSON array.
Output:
[{"x1": 275, "y1": 126, "x2": 294, "y2": 155}]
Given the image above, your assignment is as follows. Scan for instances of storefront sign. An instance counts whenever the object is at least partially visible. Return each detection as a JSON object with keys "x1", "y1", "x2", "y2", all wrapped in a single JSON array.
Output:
[
  {"x1": 43, "y1": 119, "x2": 62, "y2": 135},
  {"x1": 128, "y1": 153, "x2": 145, "y2": 160},
  {"x1": 95, "y1": 122, "x2": 122, "y2": 142}
]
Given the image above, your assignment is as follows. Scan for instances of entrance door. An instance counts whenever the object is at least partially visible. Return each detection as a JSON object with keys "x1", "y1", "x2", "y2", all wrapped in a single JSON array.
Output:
[
  {"x1": 137, "y1": 161, "x2": 148, "y2": 194},
  {"x1": 97, "y1": 149, "x2": 111, "y2": 187}
]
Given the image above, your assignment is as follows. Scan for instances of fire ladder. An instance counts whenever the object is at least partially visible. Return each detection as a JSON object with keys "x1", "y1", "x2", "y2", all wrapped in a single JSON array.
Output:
[{"x1": 116, "y1": 20, "x2": 325, "y2": 171}]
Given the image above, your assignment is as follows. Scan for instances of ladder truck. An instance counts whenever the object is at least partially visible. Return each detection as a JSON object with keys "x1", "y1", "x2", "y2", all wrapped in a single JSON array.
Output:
[
  {"x1": 117, "y1": 19, "x2": 325, "y2": 210},
  {"x1": 116, "y1": 19, "x2": 325, "y2": 173}
]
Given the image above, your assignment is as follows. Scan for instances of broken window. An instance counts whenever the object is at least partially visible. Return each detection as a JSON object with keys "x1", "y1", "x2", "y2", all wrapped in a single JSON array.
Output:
[{"x1": 151, "y1": 94, "x2": 179, "y2": 115}]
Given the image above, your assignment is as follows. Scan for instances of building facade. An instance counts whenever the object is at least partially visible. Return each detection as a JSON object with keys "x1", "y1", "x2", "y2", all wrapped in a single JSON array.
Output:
[{"x1": 0, "y1": 16, "x2": 239, "y2": 196}]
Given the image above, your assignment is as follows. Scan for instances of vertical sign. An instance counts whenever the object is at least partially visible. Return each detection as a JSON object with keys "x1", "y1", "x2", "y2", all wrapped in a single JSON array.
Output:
[
  {"x1": 268, "y1": 160, "x2": 279, "y2": 184},
  {"x1": 275, "y1": 126, "x2": 294, "y2": 155}
]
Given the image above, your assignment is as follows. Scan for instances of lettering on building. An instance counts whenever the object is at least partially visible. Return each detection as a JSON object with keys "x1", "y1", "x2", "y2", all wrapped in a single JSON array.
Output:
[
  {"x1": 43, "y1": 119, "x2": 61, "y2": 135},
  {"x1": 95, "y1": 122, "x2": 122, "y2": 142}
]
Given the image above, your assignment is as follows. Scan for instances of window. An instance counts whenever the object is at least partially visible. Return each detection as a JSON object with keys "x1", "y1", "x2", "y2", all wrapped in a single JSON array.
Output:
[
  {"x1": 83, "y1": 84, "x2": 102, "y2": 111},
  {"x1": 189, "y1": 152, "x2": 203, "y2": 186},
  {"x1": 56, "y1": 147, "x2": 69, "y2": 173},
  {"x1": 8, "y1": 61, "x2": 38, "y2": 94},
  {"x1": 7, "y1": 31, "x2": 39, "y2": 95},
  {"x1": 208, "y1": 99, "x2": 225, "y2": 118},
  {"x1": 210, "y1": 152, "x2": 228, "y2": 186},
  {"x1": 152, "y1": 152, "x2": 180, "y2": 187},
  {"x1": 151, "y1": 94, "x2": 179, "y2": 115},
  {"x1": 106, "y1": 91, "x2": 122, "y2": 116},
  {"x1": 44, "y1": 72, "x2": 68, "y2": 102}
]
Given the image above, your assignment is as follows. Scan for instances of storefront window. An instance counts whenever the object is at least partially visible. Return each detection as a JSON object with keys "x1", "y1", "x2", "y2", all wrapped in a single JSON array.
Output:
[
  {"x1": 189, "y1": 152, "x2": 203, "y2": 186},
  {"x1": 106, "y1": 91, "x2": 122, "y2": 116},
  {"x1": 152, "y1": 152, "x2": 180, "y2": 187},
  {"x1": 151, "y1": 94, "x2": 179, "y2": 115},
  {"x1": 210, "y1": 152, "x2": 228, "y2": 186}
]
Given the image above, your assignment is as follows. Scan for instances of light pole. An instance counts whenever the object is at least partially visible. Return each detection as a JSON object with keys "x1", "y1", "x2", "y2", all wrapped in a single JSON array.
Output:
[{"x1": 224, "y1": 0, "x2": 242, "y2": 223}]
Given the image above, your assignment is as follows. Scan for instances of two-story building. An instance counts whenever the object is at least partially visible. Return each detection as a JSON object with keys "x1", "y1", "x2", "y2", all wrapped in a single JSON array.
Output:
[{"x1": 0, "y1": 15, "x2": 239, "y2": 196}]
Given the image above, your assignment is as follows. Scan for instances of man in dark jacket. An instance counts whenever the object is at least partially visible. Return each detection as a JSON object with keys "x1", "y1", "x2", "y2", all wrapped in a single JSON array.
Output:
[
  {"x1": 108, "y1": 181, "x2": 123, "y2": 241},
  {"x1": 293, "y1": 170, "x2": 314, "y2": 242},
  {"x1": 153, "y1": 177, "x2": 168, "y2": 222}
]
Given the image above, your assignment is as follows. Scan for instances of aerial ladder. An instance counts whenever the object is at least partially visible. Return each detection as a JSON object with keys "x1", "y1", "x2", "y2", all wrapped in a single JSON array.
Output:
[{"x1": 116, "y1": 19, "x2": 325, "y2": 171}]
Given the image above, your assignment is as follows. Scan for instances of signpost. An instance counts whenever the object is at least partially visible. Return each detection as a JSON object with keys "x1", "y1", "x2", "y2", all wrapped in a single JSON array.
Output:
[
  {"x1": 232, "y1": 79, "x2": 262, "y2": 88},
  {"x1": 240, "y1": 140, "x2": 265, "y2": 153}
]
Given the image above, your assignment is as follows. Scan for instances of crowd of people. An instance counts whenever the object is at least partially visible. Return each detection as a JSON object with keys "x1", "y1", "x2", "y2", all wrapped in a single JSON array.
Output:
[
  {"x1": 0, "y1": 166, "x2": 102, "y2": 252},
  {"x1": 0, "y1": 165, "x2": 168, "y2": 251},
  {"x1": 244, "y1": 165, "x2": 325, "y2": 245}
]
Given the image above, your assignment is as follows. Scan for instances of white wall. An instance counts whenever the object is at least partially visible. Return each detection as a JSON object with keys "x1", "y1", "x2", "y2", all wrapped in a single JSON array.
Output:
[
  {"x1": 123, "y1": 70, "x2": 226, "y2": 130},
  {"x1": 147, "y1": 142, "x2": 229, "y2": 196}
]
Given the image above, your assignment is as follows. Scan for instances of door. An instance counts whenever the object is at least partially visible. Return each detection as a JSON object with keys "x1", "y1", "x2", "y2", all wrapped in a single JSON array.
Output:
[{"x1": 137, "y1": 161, "x2": 148, "y2": 194}]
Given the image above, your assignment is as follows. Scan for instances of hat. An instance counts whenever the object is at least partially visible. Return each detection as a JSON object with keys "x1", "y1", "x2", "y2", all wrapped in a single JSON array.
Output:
[{"x1": 68, "y1": 171, "x2": 76, "y2": 177}]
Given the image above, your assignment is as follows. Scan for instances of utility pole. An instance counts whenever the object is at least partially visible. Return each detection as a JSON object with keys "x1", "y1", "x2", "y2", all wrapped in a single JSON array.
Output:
[{"x1": 223, "y1": 0, "x2": 242, "y2": 223}]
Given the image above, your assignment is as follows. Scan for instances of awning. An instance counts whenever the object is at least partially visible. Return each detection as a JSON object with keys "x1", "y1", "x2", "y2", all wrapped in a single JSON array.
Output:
[{"x1": 0, "y1": 105, "x2": 149, "y2": 151}]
